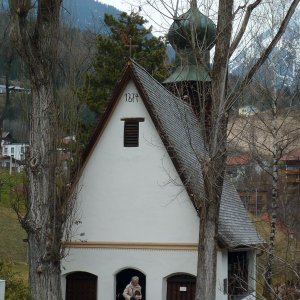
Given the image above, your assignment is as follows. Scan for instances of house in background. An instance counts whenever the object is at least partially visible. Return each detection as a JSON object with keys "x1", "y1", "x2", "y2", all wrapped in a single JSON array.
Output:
[
  {"x1": 226, "y1": 154, "x2": 269, "y2": 215},
  {"x1": 238, "y1": 105, "x2": 259, "y2": 116},
  {"x1": 226, "y1": 154, "x2": 253, "y2": 180},
  {"x1": 0, "y1": 132, "x2": 27, "y2": 172},
  {"x1": 2, "y1": 143, "x2": 28, "y2": 161},
  {"x1": 0, "y1": 84, "x2": 31, "y2": 95},
  {"x1": 280, "y1": 147, "x2": 300, "y2": 185},
  {"x1": 0, "y1": 132, "x2": 28, "y2": 171},
  {"x1": 0, "y1": 132, "x2": 12, "y2": 146}
]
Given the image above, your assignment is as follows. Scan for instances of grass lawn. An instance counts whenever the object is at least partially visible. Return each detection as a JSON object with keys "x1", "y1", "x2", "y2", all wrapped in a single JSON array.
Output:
[
  {"x1": 0, "y1": 169, "x2": 28, "y2": 283},
  {"x1": 0, "y1": 206, "x2": 27, "y2": 262},
  {"x1": 11, "y1": 262, "x2": 28, "y2": 282}
]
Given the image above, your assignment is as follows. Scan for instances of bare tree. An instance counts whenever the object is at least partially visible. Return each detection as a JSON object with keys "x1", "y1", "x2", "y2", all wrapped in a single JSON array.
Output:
[
  {"x1": 7, "y1": 1, "x2": 75, "y2": 299},
  {"x1": 230, "y1": 84, "x2": 300, "y2": 298},
  {"x1": 228, "y1": 11, "x2": 300, "y2": 295},
  {"x1": 6, "y1": 1, "x2": 104, "y2": 298},
  {"x1": 138, "y1": 0, "x2": 300, "y2": 299}
]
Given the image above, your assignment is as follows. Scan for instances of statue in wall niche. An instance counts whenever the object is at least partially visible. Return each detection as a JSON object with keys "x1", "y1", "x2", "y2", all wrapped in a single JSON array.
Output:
[{"x1": 123, "y1": 276, "x2": 142, "y2": 299}]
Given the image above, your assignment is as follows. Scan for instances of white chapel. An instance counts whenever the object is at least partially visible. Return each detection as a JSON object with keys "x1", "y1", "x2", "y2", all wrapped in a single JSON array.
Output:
[{"x1": 61, "y1": 3, "x2": 262, "y2": 300}]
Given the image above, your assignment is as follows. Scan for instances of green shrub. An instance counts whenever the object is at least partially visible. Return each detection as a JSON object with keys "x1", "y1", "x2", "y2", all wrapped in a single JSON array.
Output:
[{"x1": 0, "y1": 261, "x2": 30, "y2": 300}]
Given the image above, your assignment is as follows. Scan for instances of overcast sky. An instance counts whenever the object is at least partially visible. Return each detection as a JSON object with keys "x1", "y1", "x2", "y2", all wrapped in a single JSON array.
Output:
[
  {"x1": 97, "y1": 0, "x2": 174, "y2": 36},
  {"x1": 98, "y1": 0, "x2": 132, "y2": 12}
]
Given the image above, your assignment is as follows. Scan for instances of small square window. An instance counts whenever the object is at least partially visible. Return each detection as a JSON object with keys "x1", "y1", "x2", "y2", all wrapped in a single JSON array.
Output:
[{"x1": 122, "y1": 118, "x2": 144, "y2": 147}]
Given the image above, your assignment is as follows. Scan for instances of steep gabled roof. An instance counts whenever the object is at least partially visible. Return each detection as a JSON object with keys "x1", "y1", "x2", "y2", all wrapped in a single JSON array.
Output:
[{"x1": 83, "y1": 59, "x2": 262, "y2": 248}]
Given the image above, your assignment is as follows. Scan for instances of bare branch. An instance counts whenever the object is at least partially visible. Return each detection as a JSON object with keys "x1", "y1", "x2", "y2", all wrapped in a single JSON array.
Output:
[
  {"x1": 229, "y1": 0, "x2": 300, "y2": 107},
  {"x1": 229, "y1": 0, "x2": 262, "y2": 57},
  {"x1": 8, "y1": 0, "x2": 34, "y2": 66},
  {"x1": 233, "y1": 4, "x2": 247, "y2": 17}
]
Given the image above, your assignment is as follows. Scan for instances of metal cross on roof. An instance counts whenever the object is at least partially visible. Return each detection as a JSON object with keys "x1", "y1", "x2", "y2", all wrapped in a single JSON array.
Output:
[{"x1": 126, "y1": 37, "x2": 138, "y2": 58}]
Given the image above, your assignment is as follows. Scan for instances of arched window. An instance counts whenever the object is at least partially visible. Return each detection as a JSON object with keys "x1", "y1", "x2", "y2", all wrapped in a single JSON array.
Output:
[{"x1": 66, "y1": 271, "x2": 97, "y2": 300}]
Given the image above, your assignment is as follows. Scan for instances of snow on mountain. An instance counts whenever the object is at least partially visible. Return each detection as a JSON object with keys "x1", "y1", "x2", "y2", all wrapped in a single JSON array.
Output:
[{"x1": 229, "y1": 12, "x2": 300, "y2": 89}]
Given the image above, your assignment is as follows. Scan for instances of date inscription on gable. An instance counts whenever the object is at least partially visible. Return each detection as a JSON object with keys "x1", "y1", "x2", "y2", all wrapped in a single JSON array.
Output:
[{"x1": 125, "y1": 92, "x2": 139, "y2": 103}]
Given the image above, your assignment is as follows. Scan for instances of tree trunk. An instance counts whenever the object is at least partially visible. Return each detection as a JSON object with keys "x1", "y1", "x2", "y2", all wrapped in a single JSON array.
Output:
[
  {"x1": 8, "y1": 2, "x2": 64, "y2": 299},
  {"x1": 263, "y1": 96, "x2": 279, "y2": 300},
  {"x1": 196, "y1": 195, "x2": 219, "y2": 300},
  {"x1": 262, "y1": 160, "x2": 279, "y2": 299},
  {"x1": 195, "y1": 1, "x2": 233, "y2": 299},
  {"x1": 24, "y1": 82, "x2": 62, "y2": 300},
  {"x1": 0, "y1": 52, "x2": 13, "y2": 153},
  {"x1": 28, "y1": 233, "x2": 62, "y2": 299},
  {"x1": 195, "y1": 122, "x2": 227, "y2": 300}
]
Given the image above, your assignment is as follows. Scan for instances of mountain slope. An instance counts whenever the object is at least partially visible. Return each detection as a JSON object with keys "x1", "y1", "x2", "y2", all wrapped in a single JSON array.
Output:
[
  {"x1": 62, "y1": 0, "x2": 121, "y2": 29},
  {"x1": 1, "y1": 0, "x2": 121, "y2": 30}
]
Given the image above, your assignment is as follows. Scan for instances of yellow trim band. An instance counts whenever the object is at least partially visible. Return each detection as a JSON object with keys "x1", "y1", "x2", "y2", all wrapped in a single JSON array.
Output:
[{"x1": 64, "y1": 241, "x2": 198, "y2": 251}]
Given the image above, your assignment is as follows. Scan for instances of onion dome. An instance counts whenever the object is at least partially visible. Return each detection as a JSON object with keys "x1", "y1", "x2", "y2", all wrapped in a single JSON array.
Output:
[
  {"x1": 167, "y1": 4, "x2": 216, "y2": 51},
  {"x1": 164, "y1": 2, "x2": 216, "y2": 84}
]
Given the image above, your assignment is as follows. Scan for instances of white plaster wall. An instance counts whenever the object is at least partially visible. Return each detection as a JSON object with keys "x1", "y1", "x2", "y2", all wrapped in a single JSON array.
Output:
[
  {"x1": 74, "y1": 80, "x2": 199, "y2": 243},
  {"x1": 216, "y1": 250, "x2": 228, "y2": 299},
  {"x1": 62, "y1": 248, "x2": 228, "y2": 300}
]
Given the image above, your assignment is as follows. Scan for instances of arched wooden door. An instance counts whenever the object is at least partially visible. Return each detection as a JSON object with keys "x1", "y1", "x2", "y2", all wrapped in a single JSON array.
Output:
[
  {"x1": 167, "y1": 274, "x2": 196, "y2": 300},
  {"x1": 66, "y1": 272, "x2": 97, "y2": 300}
]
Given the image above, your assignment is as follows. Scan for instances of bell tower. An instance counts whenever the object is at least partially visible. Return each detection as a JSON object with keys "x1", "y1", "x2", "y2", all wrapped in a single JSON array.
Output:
[{"x1": 164, "y1": 1, "x2": 216, "y2": 131}]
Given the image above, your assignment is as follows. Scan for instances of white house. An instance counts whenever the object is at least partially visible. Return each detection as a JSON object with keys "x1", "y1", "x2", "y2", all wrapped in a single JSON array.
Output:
[
  {"x1": 238, "y1": 105, "x2": 259, "y2": 116},
  {"x1": 2, "y1": 143, "x2": 28, "y2": 161},
  {"x1": 0, "y1": 84, "x2": 31, "y2": 94},
  {"x1": 0, "y1": 85, "x2": 5, "y2": 94},
  {"x1": 62, "y1": 60, "x2": 262, "y2": 300}
]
